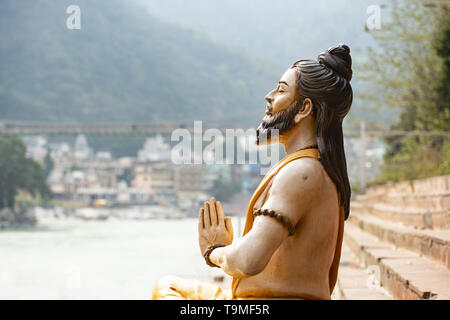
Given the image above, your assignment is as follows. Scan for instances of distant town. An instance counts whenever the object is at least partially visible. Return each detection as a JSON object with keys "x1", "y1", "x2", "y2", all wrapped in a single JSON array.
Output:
[{"x1": 22, "y1": 134, "x2": 270, "y2": 220}]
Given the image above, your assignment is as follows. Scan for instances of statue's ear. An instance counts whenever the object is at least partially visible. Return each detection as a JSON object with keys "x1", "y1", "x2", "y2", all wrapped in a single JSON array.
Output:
[{"x1": 295, "y1": 98, "x2": 313, "y2": 124}]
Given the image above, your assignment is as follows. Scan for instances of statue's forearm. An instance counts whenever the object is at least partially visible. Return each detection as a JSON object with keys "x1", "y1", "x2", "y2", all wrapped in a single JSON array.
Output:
[
  {"x1": 209, "y1": 242, "x2": 253, "y2": 278},
  {"x1": 209, "y1": 217, "x2": 287, "y2": 278}
]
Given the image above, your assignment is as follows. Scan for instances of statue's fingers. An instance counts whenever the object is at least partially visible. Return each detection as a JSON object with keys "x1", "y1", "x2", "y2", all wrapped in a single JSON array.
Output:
[
  {"x1": 210, "y1": 198, "x2": 219, "y2": 226},
  {"x1": 204, "y1": 202, "x2": 212, "y2": 226},
  {"x1": 198, "y1": 207, "x2": 205, "y2": 229},
  {"x1": 216, "y1": 201, "x2": 225, "y2": 227},
  {"x1": 225, "y1": 217, "x2": 234, "y2": 239},
  {"x1": 224, "y1": 216, "x2": 232, "y2": 231}
]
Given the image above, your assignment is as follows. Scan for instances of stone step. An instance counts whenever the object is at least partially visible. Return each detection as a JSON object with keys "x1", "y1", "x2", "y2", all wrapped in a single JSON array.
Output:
[
  {"x1": 344, "y1": 223, "x2": 450, "y2": 299},
  {"x1": 351, "y1": 201, "x2": 449, "y2": 230},
  {"x1": 362, "y1": 175, "x2": 450, "y2": 196},
  {"x1": 333, "y1": 242, "x2": 392, "y2": 300},
  {"x1": 354, "y1": 191, "x2": 450, "y2": 212},
  {"x1": 348, "y1": 212, "x2": 450, "y2": 269}
]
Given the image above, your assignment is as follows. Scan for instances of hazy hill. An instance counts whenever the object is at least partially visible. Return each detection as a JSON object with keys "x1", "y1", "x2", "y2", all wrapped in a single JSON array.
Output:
[
  {"x1": 0, "y1": 0, "x2": 280, "y2": 126},
  {"x1": 137, "y1": 0, "x2": 385, "y2": 66},
  {"x1": 138, "y1": 0, "x2": 397, "y2": 127}
]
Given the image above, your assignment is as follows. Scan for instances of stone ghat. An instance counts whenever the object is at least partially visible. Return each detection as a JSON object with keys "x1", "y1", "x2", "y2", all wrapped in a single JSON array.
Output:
[
  {"x1": 336, "y1": 174, "x2": 450, "y2": 300},
  {"x1": 353, "y1": 175, "x2": 450, "y2": 230}
]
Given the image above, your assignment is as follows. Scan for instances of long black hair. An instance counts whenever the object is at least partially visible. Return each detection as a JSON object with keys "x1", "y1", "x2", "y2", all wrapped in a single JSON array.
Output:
[{"x1": 291, "y1": 44, "x2": 353, "y2": 219}]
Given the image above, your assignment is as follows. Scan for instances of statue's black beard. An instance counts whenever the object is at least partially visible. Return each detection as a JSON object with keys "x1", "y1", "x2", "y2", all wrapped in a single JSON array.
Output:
[{"x1": 256, "y1": 99, "x2": 302, "y2": 145}]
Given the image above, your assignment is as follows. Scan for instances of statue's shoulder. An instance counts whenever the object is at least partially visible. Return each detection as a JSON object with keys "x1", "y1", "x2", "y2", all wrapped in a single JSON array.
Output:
[
  {"x1": 271, "y1": 157, "x2": 324, "y2": 196},
  {"x1": 280, "y1": 156, "x2": 324, "y2": 180}
]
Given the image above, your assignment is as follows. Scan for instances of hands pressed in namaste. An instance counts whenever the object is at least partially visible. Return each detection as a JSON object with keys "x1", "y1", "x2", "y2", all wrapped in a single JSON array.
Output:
[{"x1": 198, "y1": 197, "x2": 234, "y2": 256}]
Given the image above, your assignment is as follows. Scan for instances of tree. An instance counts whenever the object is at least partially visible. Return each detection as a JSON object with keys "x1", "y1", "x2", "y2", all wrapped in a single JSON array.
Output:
[
  {"x1": 117, "y1": 167, "x2": 134, "y2": 186},
  {"x1": 44, "y1": 149, "x2": 54, "y2": 178},
  {"x1": 360, "y1": 0, "x2": 450, "y2": 182},
  {"x1": 0, "y1": 135, "x2": 51, "y2": 209},
  {"x1": 209, "y1": 176, "x2": 242, "y2": 202},
  {"x1": 435, "y1": 16, "x2": 450, "y2": 175}
]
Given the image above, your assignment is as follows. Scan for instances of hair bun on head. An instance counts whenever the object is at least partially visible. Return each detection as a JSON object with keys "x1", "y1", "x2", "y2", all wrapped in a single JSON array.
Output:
[{"x1": 317, "y1": 44, "x2": 352, "y2": 82}]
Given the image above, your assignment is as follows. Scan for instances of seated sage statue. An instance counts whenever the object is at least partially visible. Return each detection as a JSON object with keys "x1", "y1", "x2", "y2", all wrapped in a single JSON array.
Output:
[{"x1": 153, "y1": 44, "x2": 353, "y2": 300}]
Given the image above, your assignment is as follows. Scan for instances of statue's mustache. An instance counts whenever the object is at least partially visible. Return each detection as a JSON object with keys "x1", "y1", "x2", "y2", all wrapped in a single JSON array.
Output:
[{"x1": 256, "y1": 101, "x2": 302, "y2": 145}]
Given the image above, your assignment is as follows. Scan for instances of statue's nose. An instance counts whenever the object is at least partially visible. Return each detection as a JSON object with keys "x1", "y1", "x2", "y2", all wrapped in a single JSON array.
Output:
[
  {"x1": 265, "y1": 90, "x2": 274, "y2": 104},
  {"x1": 265, "y1": 92, "x2": 274, "y2": 114}
]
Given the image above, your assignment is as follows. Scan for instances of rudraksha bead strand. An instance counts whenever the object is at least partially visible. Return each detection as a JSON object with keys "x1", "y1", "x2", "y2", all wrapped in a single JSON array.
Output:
[{"x1": 253, "y1": 208, "x2": 296, "y2": 236}]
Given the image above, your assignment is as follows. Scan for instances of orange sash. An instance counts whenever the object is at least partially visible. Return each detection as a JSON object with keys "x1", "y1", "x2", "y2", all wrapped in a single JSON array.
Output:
[{"x1": 231, "y1": 148, "x2": 345, "y2": 298}]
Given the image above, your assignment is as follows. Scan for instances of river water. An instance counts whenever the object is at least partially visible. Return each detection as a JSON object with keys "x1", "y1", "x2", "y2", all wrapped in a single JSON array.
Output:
[{"x1": 0, "y1": 217, "x2": 240, "y2": 299}]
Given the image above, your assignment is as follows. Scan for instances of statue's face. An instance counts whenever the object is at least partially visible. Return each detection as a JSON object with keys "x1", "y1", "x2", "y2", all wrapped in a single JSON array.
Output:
[
  {"x1": 264, "y1": 68, "x2": 298, "y2": 116},
  {"x1": 256, "y1": 68, "x2": 301, "y2": 145}
]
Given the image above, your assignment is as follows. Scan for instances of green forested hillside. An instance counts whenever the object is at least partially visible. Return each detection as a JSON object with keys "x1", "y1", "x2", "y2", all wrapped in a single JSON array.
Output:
[{"x1": 0, "y1": 0, "x2": 280, "y2": 126}]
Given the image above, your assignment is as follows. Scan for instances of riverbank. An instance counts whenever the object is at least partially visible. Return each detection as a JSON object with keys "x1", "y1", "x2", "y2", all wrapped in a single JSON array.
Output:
[
  {"x1": 0, "y1": 207, "x2": 37, "y2": 229},
  {"x1": 0, "y1": 204, "x2": 186, "y2": 230}
]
